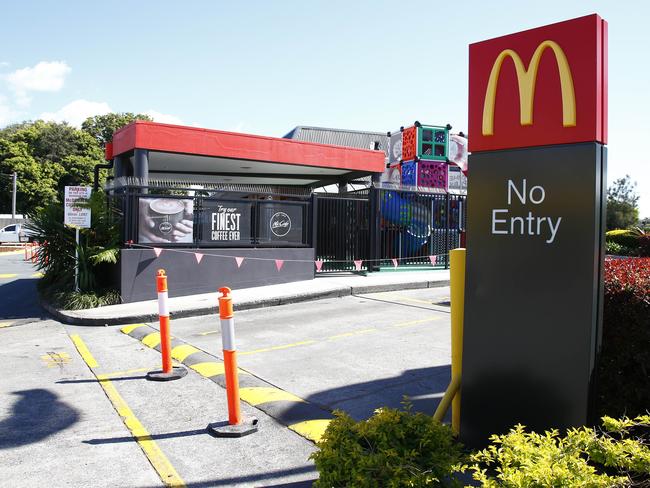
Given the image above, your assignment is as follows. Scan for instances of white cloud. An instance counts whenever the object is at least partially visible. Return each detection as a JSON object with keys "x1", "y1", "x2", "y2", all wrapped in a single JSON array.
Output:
[
  {"x1": 0, "y1": 62, "x2": 9, "y2": 69},
  {"x1": 144, "y1": 110, "x2": 183, "y2": 125},
  {"x1": 40, "y1": 99, "x2": 112, "y2": 127},
  {"x1": 0, "y1": 95, "x2": 18, "y2": 127},
  {"x1": 4, "y1": 61, "x2": 71, "y2": 106}
]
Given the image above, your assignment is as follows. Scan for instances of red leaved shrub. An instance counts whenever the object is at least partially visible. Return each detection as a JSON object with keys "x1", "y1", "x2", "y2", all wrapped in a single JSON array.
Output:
[{"x1": 597, "y1": 257, "x2": 650, "y2": 418}]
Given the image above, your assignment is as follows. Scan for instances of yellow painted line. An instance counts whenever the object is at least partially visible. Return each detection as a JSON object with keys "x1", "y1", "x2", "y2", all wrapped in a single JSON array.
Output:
[
  {"x1": 0, "y1": 249, "x2": 24, "y2": 255},
  {"x1": 239, "y1": 340, "x2": 316, "y2": 356},
  {"x1": 392, "y1": 317, "x2": 442, "y2": 328},
  {"x1": 328, "y1": 328, "x2": 377, "y2": 340},
  {"x1": 171, "y1": 344, "x2": 201, "y2": 362},
  {"x1": 239, "y1": 387, "x2": 305, "y2": 406},
  {"x1": 189, "y1": 362, "x2": 225, "y2": 377},
  {"x1": 142, "y1": 332, "x2": 161, "y2": 348},
  {"x1": 382, "y1": 293, "x2": 438, "y2": 305},
  {"x1": 198, "y1": 330, "x2": 218, "y2": 336},
  {"x1": 31, "y1": 272, "x2": 43, "y2": 278},
  {"x1": 71, "y1": 335, "x2": 185, "y2": 487},
  {"x1": 289, "y1": 419, "x2": 332, "y2": 443},
  {"x1": 121, "y1": 323, "x2": 147, "y2": 334},
  {"x1": 0, "y1": 273, "x2": 17, "y2": 278},
  {"x1": 70, "y1": 334, "x2": 98, "y2": 368},
  {"x1": 0, "y1": 322, "x2": 12, "y2": 328},
  {"x1": 41, "y1": 352, "x2": 72, "y2": 367}
]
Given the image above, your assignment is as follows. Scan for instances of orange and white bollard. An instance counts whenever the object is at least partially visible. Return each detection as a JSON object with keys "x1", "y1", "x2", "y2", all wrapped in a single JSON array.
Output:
[
  {"x1": 24, "y1": 243, "x2": 30, "y2": 261},
  {"x1": 30, "y1": 242, "x2": 38, "y2": 263},
  {"x1": 207, "y1": 287, "x2": 258, "y2": 437},
  {"x1": 146, "y1": 269, "x2": 187, "y2": 381}
]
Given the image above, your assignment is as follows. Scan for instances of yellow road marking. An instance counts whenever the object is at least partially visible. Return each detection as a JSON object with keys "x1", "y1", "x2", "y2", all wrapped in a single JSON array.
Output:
[
  {"x1": 239, "y1": 387, "x2": 305, "y2": 406},
  {"x1": 70, "y1": 334, "x2": 98, "y2": 368},
  {"x1": 289, "y1": 419, "x2": 332, "y2": 443},
  {"x1": 0, "y1": 273, "x2": 17, "y2": 278},
  {"x1": 0, "y1": 322, "x2": 12, "y2": 328},
  {"x1": 31, "y1": 272, "x2": 43, "y2": 278},
  {"x1": 198, "y1": 330, "x2": 218, "y2": 336},
  {"x1": 392, "y1": 317, "x2": 442, "y2": 328},
  {"x1": 71, "y1": 335, "x2": 185, "y2": 487},
  {"x1": 171, "y1": 344, "x2": 200, "y2": 362},
  {"x1": 190, "y1": 362, "x2": 225, "y2": 377},
  {"x1": 328, "y1": 328, "x2": 377, "y2": 340},
  {"x1": 121, "y1": 323, "x2": 147, "y2": 334},
  {"x1": 239, "y1": 340, "x2": 316, "y2": 356},
  {"x1": 142, "y1": 332, "x2": 161, "y2": 348},
  {"x1": 41, "y1": 352, "x2": 72, "y2": 367}
]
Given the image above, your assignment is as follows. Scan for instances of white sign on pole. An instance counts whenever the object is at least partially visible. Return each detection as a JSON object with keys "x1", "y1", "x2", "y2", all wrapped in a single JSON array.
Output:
[{"x1": 64, "y1": 186, "x2": 92, "y2": 228}]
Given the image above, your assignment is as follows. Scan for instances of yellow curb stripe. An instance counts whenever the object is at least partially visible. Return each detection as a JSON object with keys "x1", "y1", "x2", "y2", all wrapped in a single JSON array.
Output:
[
  {"x1": 189, "y1": 362, "x2": 225, "y2": 378},
  {"x1": 31, "y1": 272, "x2": 43, "y2": 278},
  {"x1": 0, "y1": 322, "x2": 12, "y2": 328},
  {"x1": 0, "y1": 273, "x2": 18, "y2": 278},
  {"x1": 71, "y1": 335, "x2": 185, "y2": 487},
  {"x1": 70, "y1": 334, "x2": 98, "y2": 368},
  {"x1": 289, "y1": 419, "x2": 332, "y2": 443},
  {"x1": 239, "y1": 340, "x2": 316, "y2": 356},
  {"x1": 239, "y1": 387, "x2": 305, "y2": 406},
  {"x1": 171, "y1": 344, "x2": 200, "y2": 362},
  {"x1": 142, "y1": 332, "x2": 161, "y2": 348},
  {"x1": 121, "y1": 323, "x2": 147, "y2": 334}
]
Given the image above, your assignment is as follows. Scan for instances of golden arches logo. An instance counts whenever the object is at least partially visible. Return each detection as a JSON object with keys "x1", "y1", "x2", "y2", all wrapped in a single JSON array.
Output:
[{"x1": 482, "y1": 40, "x2": 576, "y2": 136}]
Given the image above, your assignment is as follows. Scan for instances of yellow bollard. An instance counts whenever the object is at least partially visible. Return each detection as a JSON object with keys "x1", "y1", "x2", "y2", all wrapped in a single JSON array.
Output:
[{"x1": 449, "y1": 248, "x2": 466, "y2": 435}]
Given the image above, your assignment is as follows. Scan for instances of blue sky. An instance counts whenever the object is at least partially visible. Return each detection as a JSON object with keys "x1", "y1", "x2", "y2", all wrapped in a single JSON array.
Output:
[{"x1": 1, "y1": 1, "x2": 648, "y2": 216}]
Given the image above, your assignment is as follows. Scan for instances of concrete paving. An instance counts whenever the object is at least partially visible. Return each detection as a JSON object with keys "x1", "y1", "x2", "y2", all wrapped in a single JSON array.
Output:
[{"x1": 50, "y1": 268, "x2": 450, "y2": 326}]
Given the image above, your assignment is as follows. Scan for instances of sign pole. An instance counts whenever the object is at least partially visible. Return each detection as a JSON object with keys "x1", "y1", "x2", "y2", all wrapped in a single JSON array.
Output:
[{"x1": 75, "y1": 227, "x2": 80, "y2": 292}]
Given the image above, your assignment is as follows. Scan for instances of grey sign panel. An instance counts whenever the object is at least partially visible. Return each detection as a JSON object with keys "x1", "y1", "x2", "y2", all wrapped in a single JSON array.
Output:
[{"x1": 461, "y1": 143, "x2": 606, "y2": 447}]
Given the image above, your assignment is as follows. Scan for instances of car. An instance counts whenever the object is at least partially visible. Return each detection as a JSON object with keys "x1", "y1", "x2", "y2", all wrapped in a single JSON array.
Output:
[{"x1": 0, "y1": 223, "x2": 36, "y2": 243}]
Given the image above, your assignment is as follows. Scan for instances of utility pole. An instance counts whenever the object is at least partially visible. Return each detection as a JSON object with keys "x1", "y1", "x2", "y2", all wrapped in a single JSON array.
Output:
[{"x1": 11, "y1": 172, "x2": 17, "y2": 218}]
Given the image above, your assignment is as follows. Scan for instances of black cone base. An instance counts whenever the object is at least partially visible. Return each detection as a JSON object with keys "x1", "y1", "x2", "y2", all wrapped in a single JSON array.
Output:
[
  {"x1": 207, "y1": 417, "x2": 259, "y2": 438},
  {"x1": 146, "y1": 366, "x2": 188, "y2": 381}
]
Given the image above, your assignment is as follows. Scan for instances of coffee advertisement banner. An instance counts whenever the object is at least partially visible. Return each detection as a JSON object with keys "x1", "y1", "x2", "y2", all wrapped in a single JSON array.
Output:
[
  {"x1": 138, "y1": 197, "x2": 194, "y2": 244},
  {"x1": 257, "y1": 202, "x2": 304, "y2": 244},
  {"x1": 200, "y1": 201, "x2": 252, "y2": 244}
]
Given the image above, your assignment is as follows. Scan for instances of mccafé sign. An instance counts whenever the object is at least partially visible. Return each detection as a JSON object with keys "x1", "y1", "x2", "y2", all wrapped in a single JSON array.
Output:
[{"x1": 468, "y1": 14, "x2": 607, "y2": 152}]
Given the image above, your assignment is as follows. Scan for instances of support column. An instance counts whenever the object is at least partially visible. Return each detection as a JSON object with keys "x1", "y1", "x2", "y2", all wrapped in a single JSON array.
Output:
[
  {"x1": 134, "y1": 149, "x2": 149, "y2": 193},
  {"x1": 113, "y1": 155, "x2": 124, "y2": 179}
]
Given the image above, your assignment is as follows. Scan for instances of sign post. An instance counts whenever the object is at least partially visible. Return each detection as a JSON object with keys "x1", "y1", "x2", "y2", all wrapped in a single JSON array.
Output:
[
  {"x1": 461, "y1": 14, "x2": 608, "y2": 447},
  {"x1": 64, "y1": 186, "x2": 92, "y2": 292}
]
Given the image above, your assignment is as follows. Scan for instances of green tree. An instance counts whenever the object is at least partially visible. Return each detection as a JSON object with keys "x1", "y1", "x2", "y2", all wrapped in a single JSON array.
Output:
[
  {"x1": 81, "y1": 112, "x2": 152, "y2": 148},
  {"x1": 607, "y1": 175, "x2": 639, "y2": 230},
  {"x1": 0, "y1": 120, "x2": 104, "y2": 214}
]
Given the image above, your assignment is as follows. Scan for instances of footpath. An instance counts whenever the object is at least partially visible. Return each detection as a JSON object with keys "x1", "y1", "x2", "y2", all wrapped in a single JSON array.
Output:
[{"x1": 48, "y1": 269, "x2": 450, "y2": 326}]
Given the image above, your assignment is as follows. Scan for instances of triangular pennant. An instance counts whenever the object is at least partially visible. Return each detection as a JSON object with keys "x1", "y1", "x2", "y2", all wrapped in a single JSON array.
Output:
[
  {"x1": 235, "y1": 257, "x2": 244, "y2": 268},
  {"x1": 194, "y1": 252, "x2": 204, "y2": 264},
  {"x1": 315, "y1": 260, "x2": 323, "y2": 272},
  {"x1": 275, "y1": 259, "x2": 284, "y2": 271},
  {"x1": 392, "y1": 258, "x2": 398, "y2": 269},
  {"x1": 429, "y1": 255, "x2": 437, "y2": 266},
  {"x1": 354, "y1": 260, "x2": 363, "y2": 271},
  {"x1": 153, "y1": 247, "x2": 163, "y2": 258}
]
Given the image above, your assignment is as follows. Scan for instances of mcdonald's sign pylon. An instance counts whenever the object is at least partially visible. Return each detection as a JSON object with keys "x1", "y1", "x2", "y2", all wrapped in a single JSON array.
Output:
[{"x1": 468, "y1": 14, "x2": 607, "y2": 152}]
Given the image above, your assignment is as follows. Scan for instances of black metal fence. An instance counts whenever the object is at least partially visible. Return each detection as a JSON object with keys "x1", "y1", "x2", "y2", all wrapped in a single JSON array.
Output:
[{"x1": 315, "y1": 188, "x2": 466, "y2": 272}]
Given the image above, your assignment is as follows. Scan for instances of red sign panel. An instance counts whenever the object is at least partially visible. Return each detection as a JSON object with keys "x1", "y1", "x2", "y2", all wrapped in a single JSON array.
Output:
[{"x1": 468, "y1": 14, "x2": 607, "y2": 153}]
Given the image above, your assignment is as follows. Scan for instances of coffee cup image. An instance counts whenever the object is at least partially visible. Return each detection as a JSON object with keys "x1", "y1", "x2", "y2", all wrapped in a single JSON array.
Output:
[{"x1": 139, "y1": 198, "x2": 194, "y2": 243}]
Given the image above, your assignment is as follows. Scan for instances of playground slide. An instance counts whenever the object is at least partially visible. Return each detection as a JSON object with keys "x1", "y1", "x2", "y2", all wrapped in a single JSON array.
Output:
[{"x1": 380, "y1": 191, "x2": 431, "y2": 255}]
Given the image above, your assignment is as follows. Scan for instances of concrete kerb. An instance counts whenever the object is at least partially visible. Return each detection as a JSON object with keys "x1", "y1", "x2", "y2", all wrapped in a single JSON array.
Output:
[
  {"x1": 120, "y1": 323, "x2": 335, "y2": 443},
  {"x1": 43, "y1": 278, "x2": 451, "y2": 327}
]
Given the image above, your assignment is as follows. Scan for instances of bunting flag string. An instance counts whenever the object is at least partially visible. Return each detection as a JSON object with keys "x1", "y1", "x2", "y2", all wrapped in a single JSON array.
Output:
[{"x1": 138, "y1": 243, "x2": 449, "y2": 267}]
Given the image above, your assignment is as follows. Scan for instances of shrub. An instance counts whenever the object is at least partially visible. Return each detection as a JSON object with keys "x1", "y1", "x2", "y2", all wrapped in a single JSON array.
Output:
[
  {"x1": 310, "y1": 404, "x2": 465, "y2": 487},
  {"x1": 597, "y1": 257, "x2": 650, "y2": 418},
  {"x1": 606, "y1": 229, "x2": 640, "y2": 250},
  {"x1": 606, "y1": 240, "x2": 636, "y2": 256},
  {"x1": 467, "y1": 415, "x2": 650, "y2": 487}
]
